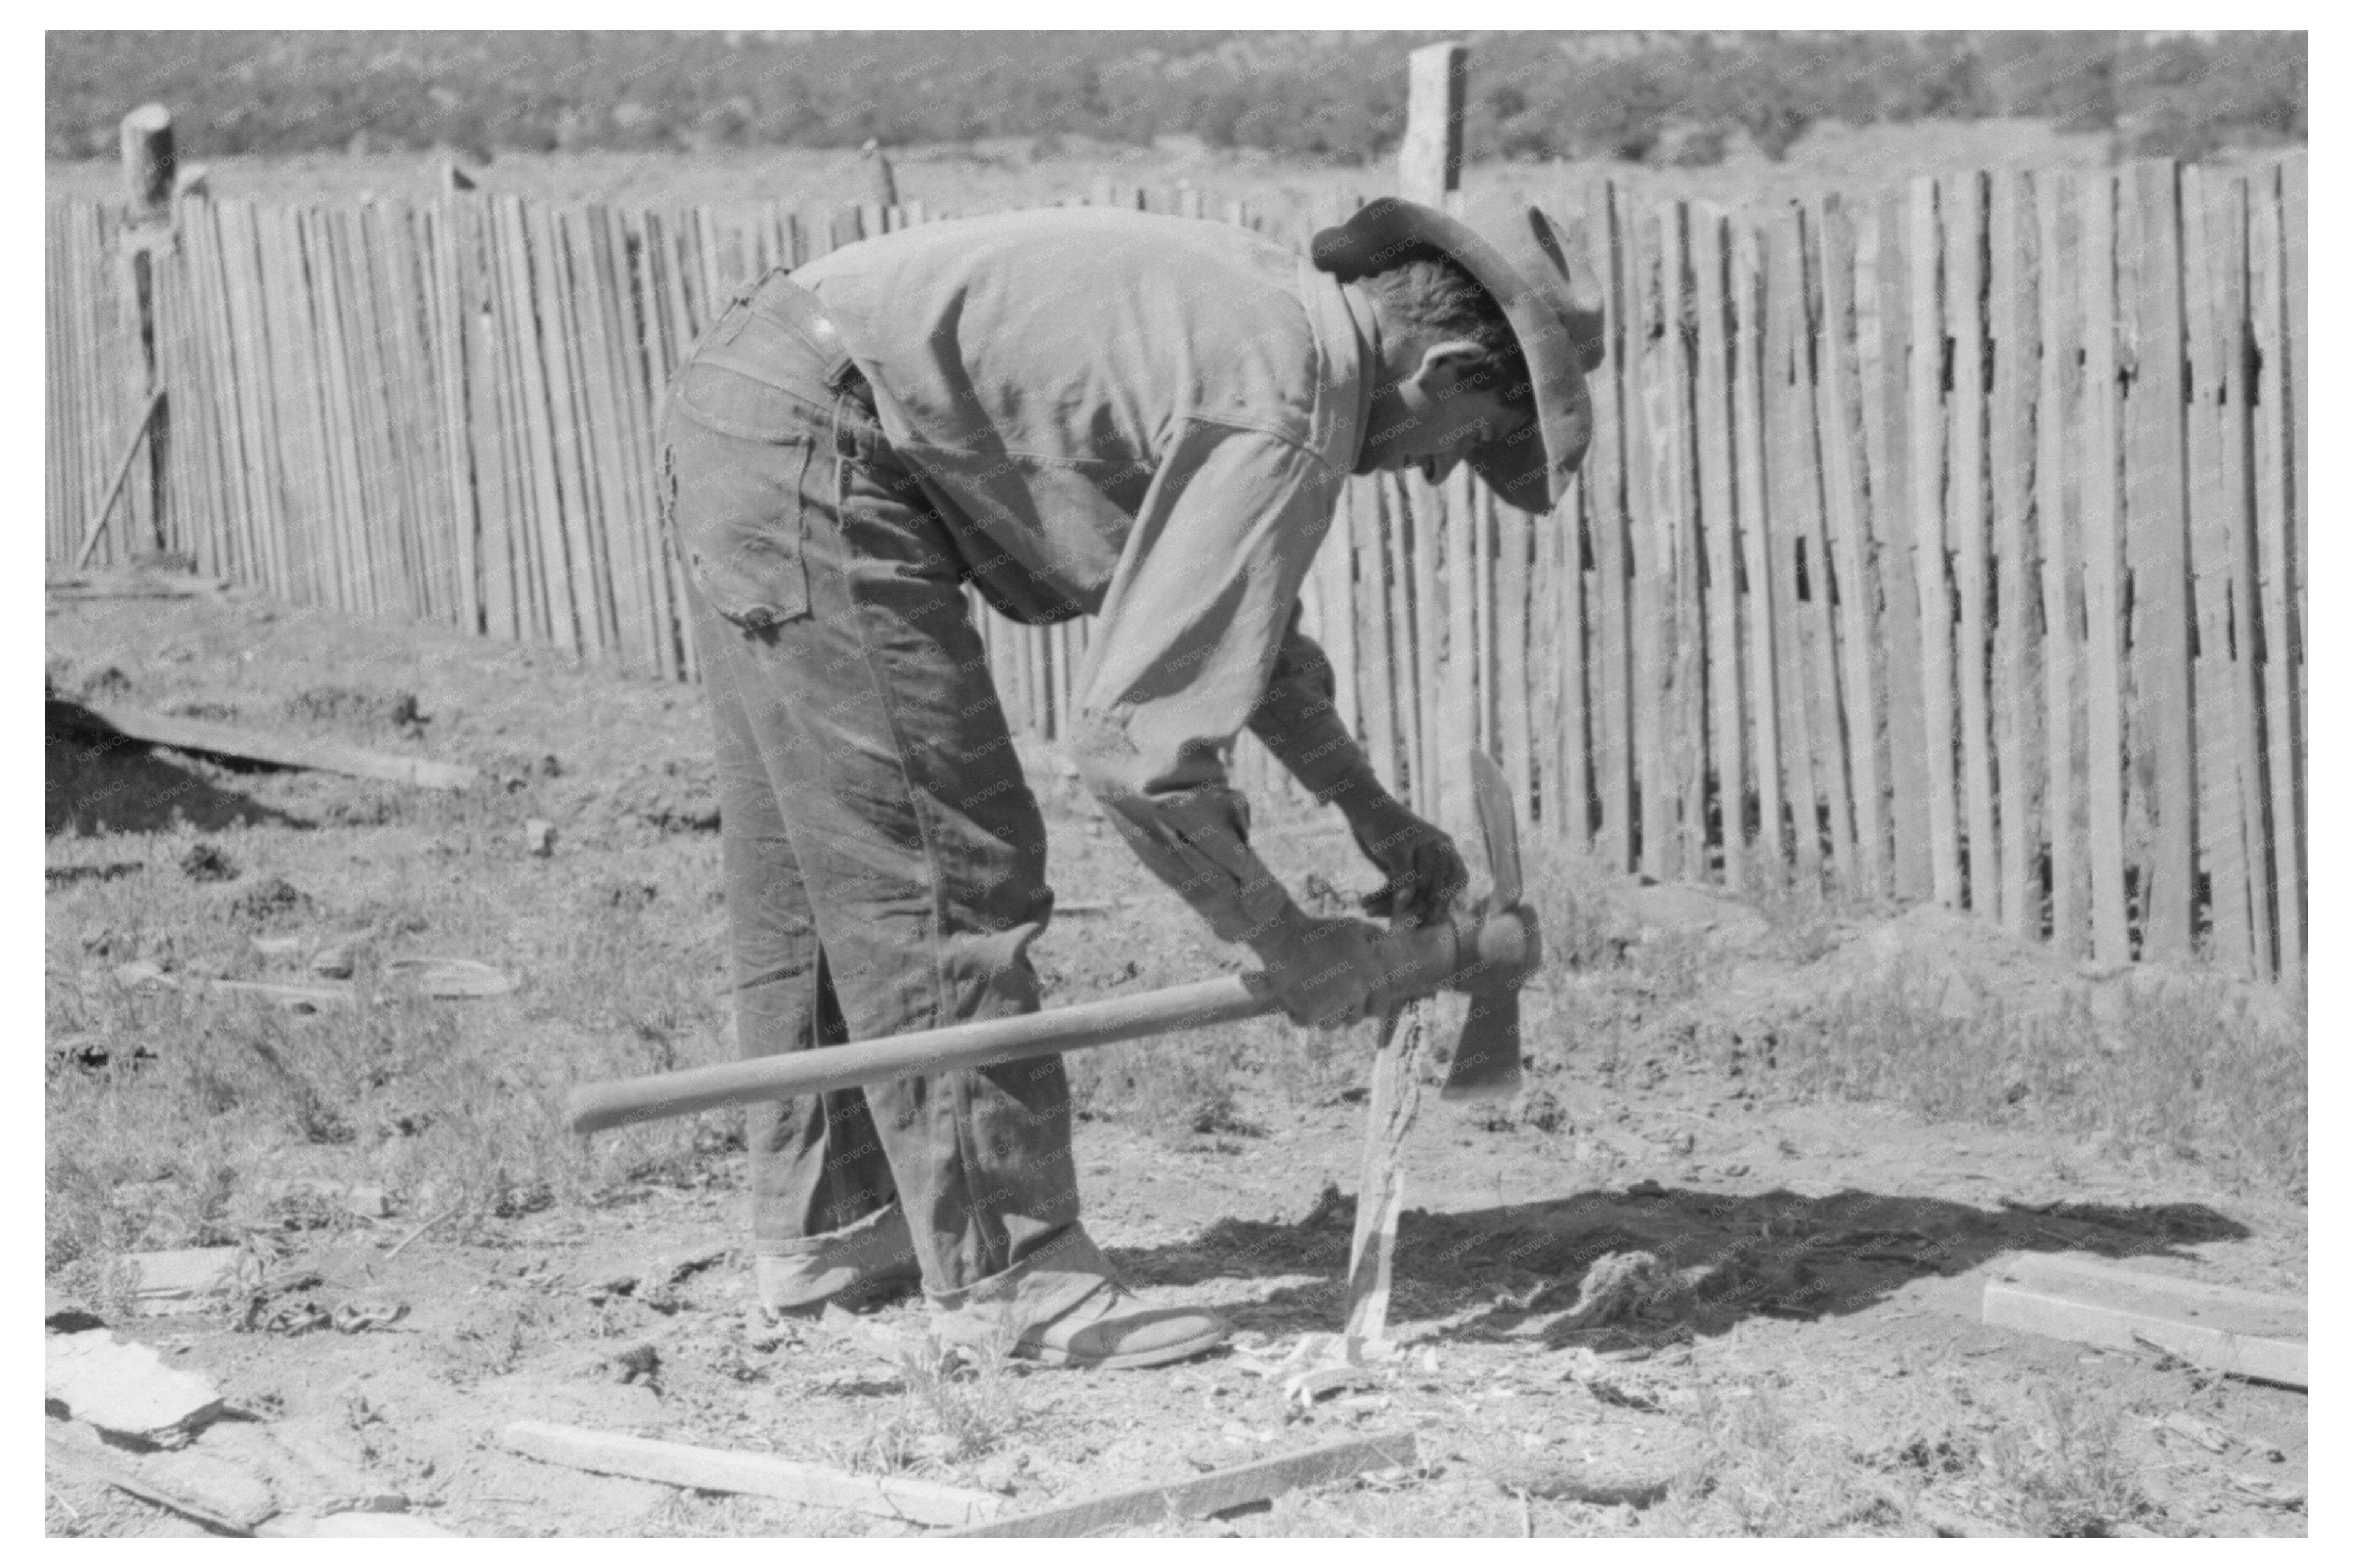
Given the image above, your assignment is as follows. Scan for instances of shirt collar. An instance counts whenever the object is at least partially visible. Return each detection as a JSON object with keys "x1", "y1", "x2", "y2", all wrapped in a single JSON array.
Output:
[{"x1": 1298, "y1": 257, "x2": 1373, "y2": 474}]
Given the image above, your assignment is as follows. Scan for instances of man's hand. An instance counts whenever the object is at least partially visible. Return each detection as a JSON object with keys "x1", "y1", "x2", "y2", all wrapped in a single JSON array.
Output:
[
  {"x1": 1348, "y1": 798, "x2": 1469, "y2": 929},
  {"x1": 1249, "y1": 907, "x2": 1390, "y2": 1031}
]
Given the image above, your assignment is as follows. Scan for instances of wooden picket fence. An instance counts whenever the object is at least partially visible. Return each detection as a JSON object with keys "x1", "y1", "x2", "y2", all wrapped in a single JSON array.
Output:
[{"x1": 44, "y1": 156, "x2": 2306, "y2": 981}]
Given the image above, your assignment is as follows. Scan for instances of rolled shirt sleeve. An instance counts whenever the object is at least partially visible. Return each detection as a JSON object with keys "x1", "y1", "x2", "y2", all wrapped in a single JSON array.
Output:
[{"x1": 1069, "y1": 418, "x2": 1348, "y2": 942}]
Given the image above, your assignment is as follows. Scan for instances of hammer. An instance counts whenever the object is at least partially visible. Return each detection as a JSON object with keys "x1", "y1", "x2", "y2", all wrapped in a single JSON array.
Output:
[{"x1": 564, "y1": 751, "x2": 1536, "y2": 1136}]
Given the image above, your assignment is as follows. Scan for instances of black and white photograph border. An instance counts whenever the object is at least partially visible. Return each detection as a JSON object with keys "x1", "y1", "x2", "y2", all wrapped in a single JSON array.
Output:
[{"x1": 30, "y1": 4, "x2": 2323, "y2": 1545}]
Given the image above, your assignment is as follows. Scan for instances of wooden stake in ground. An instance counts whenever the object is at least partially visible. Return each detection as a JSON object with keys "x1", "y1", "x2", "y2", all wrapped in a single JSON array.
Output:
[
  {"x1": 1343, "y1": 1004, "x2": 1429, "y2": 1348},
  {"x1": 1341, "y1": 35, "x2": 1469, "y2": 1355}
]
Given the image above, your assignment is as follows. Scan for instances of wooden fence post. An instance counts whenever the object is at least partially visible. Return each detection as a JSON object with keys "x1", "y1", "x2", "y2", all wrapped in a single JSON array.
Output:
[
  {"x1": 121, "y1": 104, "x2": 175, "y2": 220},
  {"x1": 1400, "y1": 42, "x2": 1468, "y2": 218}
]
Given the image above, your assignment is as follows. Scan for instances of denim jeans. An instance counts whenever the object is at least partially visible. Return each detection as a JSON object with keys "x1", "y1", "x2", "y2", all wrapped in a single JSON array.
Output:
[{"x1": 659, "y1": 270, "x2": 1099, "y2": 1313}]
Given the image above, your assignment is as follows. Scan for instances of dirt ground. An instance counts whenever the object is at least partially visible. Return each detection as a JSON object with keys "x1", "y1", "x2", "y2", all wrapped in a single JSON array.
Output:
[{"x1": 44, "y1": 579, "x2": 2308, "y2": 1539}]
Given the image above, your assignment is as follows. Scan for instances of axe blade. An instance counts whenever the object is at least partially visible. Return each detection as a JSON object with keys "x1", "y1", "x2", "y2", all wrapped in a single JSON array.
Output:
[
  {"x1": 1442, "y1": 750, "x2": 1527, "y2": 1101},
  {"x1": 1467, "y1": 750, "x2": 1522, "y2": 909},
  {"x1": 1440, "y1": 986, "x2": 1523, "y2": 1102}
]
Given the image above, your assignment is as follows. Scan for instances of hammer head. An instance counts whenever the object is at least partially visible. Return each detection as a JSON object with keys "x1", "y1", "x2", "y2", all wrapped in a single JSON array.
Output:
[{"x1": 1441, "y1": 752, "x2": 1533, "y2": 1102}]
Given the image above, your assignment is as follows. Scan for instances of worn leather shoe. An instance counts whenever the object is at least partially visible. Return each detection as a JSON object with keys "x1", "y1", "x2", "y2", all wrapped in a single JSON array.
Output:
[
  {"x1": 754, "y1": 1206, "x2": 923, "y2": 1320},
  {"x1": 1004, "y1": 1277, "x2": 1232, "y2": 1371}
]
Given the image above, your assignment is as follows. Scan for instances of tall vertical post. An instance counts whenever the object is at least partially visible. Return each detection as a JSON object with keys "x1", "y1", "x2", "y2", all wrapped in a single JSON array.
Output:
[
  {"x1": 1399, "y1": 42, "x2": 1467, "y2": 217},
  {"x1": 121, "y1": 104, "x2": 175, "y2": 220},
  {"x1": 1348, "y1": 39, "x2": 1472, "y2": 1356},
  {"x1": 863, "y1": 139, "x2": 898, "y2": 214},
  {"x1": 119, "y1": 104, "x2": 175, "y2": 558}
]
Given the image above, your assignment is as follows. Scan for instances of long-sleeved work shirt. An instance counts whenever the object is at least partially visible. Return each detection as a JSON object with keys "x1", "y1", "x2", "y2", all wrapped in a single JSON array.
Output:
[{"x1": 792, "y1": 207, "x2": 1388, "y2": 943}]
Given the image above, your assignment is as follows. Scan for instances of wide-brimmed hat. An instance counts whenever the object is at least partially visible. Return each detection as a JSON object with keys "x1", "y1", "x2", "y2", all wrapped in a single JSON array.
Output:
[{"x1": 1311, "y1": 198, "x2": 1606, "y2": 515}]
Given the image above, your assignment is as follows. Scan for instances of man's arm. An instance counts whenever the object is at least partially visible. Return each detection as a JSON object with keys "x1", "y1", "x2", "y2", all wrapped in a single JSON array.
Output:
[
  {"x1": 1068, "y1": 419, "x2": 1388, "y2": 1025},
  {"x1": 1248, "y1": 608, "x2": 1468, "y2": 926}
]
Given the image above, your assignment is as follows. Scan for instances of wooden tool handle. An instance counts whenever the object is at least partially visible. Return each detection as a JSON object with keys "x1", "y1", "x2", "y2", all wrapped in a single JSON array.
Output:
[
  {"x1": 567, "y1": 973, "x2": 1276, "y2": 1135},
  {"x1": 565, "y1": 910, "x2": 1535, "y2": 1136}
]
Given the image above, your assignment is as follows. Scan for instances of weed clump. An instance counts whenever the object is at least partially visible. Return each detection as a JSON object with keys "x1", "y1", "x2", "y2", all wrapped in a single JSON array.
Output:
[{"x1": 1767, "y1": 961, "x2": 2306, "y2": 1196}]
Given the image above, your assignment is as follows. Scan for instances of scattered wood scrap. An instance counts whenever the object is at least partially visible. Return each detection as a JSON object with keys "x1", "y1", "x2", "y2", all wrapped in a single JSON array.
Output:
[
  {"x1": 45, "y1": 1431, "x2": 261, "y2": 1536},
  {"x1": 45, "y1": 1329, "x2": 226, "y2": 1445},
  {"x1": 500, "y1": 1419, "x2": 1003, "y2": 1528},
  {"x1": 1981, "y1": 1253, "x2": 2306, "y2": 1388},
  {"x1": 126, "y1": 1247, "x2": 241, "y2": 1314},
  {"x1": 113, "y1": 957, "x2": 514, "y2": 1010},
  {"x1": 945, "y1": 1431, "x2": 1419, "y2": 1538},
  {"x1": 257, "y1": 1512, "x2": 460, "y2": 1538},
  {"x1": 47, "y1": 573, "x2": 228, "y2": 601},
  {"x1": 49, "y1": 698, "x2": 476, "y2": 790}
]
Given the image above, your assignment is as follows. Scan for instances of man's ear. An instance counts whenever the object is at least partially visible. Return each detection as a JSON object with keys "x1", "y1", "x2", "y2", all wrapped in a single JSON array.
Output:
[{"x1": 1411, "y1": 338, "x2": 1491, "y2": 395}]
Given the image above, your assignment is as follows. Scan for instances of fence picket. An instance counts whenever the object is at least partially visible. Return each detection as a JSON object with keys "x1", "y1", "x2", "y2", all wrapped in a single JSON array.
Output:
[
  {"x1": 1765, "y1": 207, "x2": 1822, "y2": 883},
  {"x1": 1691, "y1": 206, "x2": 1743, "y2": 889},
  {"x1": 1861, "y1": 193, "x2": 1930, "y2": 900},
  {"x1": 1947, "y1": 175, "x2": 1997, "y2": 918},
  {"x1": 2279, "y1": 154, "x2": 2306, "y2": 978},
  {"x1": 2249, "y1": 167, "x2": 2301, "y2": 983},
  {"x1": 1730, "y1": 219, "x2": 1783, "y2": 881},
  {"x1": 1813, "y1": 197, "x2": 1880, "y2": 893},
  {"x1": 1988, "y1": 173, "x2": 2036, "y2": 936},
  {"x1": 1907, "y1": 178, "x2": 1962, "y2": 906},
  {"x1": 1585, "y1": 183, "x2": 1632, "y2": 867},
  {"x1": 2033, "y1": 172, "x2": 2087, "y2": 959},
  {"x1": 2181, "y1": 166, "x2": 2255, "y2": 975},
  {"x1": 2124, "y1": 161, "x2": 2196, "y2": 960},
  {"x1": 1790, "y1": 205, "x2": 1855, "y2": 883},
  {"x1": 2079, "y1": 173, "x2": 2132, "y2": 962}
]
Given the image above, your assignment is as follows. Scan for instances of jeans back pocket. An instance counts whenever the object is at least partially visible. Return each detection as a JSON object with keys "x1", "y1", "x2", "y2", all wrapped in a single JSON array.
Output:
[{"x1": 662, "y1": 329, "x2": 832, "y2": 632}]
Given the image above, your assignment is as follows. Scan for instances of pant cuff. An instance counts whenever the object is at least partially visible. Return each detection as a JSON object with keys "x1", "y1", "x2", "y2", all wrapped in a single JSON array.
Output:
[
  {"x1": 753, "y1": 1196, "x2": 905, "y2": 1259},
  {"x1": 924, "y1": 1222, "x2": 1116, "y2": 1328}
]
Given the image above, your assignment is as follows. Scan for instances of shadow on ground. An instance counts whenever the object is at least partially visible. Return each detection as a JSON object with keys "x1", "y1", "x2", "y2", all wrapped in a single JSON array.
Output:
[
  {"x1": 1109, "y1": 1185, "x2": 2251, "y2": 1345},
  {"x1": 45, "y1": 700, "x2": 309, "y2": 836}
]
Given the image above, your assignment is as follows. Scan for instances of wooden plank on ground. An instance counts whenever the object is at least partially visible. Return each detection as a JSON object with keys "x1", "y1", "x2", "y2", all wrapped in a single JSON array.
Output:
[
  {"x1": 2078, "y1": 173, "x2": 2132, "y2": 961},
  {"x1": 1691, "y1": 205, "x2": 1742, "y2": 890},
  {"x1": 501, "y1": 1420, "x2": 1000, "y2": 1528},
  {"x1": 2248, "y1": 166, "x2": 2301, "y2": 983},
  {"x1": 1731, "y1": 217, "x2": 1783, "y2": 883},
  {"x1": 45, "y1": 1431, "x2": 258, "y2": 1537},
  {"x1": 1813, "y1": 195, "x2": 1885, "y2": 900},
  {"x1": 1947, "y1": 173, "x2": 1997, "y2": 920},
  {"x1": 1988, "y1": 173, "x2": 2036, "y2": 936},
  {"x1": 2122, "y1": 160, "x2": 2194, "y2": 961},
  {"x1": 1981, "y1": 1253, "x2": 2305, "y2": 1388},
  {"x1": 1908, "y1": 177, "x2": 1962, "y2": 907},
  {"x1": 62, "y1": 701, "x2": 477, "y2": 790},
  {"x1": 948, "y1": 1432, "x2": 1418, "y2": 1538},
  {"x1": 2181, "y1": 166, "x2": 2254, "y2": 975},
  {"x1": 2035, "y1": 172, "x2": 2087, "y2": 960},
  {"x1": 1585, "y1": 183, "x2": 1632, "y2": 867}
]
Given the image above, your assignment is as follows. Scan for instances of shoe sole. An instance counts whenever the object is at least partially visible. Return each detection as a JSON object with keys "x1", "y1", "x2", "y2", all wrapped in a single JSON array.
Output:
[
  {"x1": 1014, "y1": 1324, "x2": 1232, "y2": 1371},
  {"x1": 761, "y1": 1269, "x2": 923, "y2": 1319}
]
